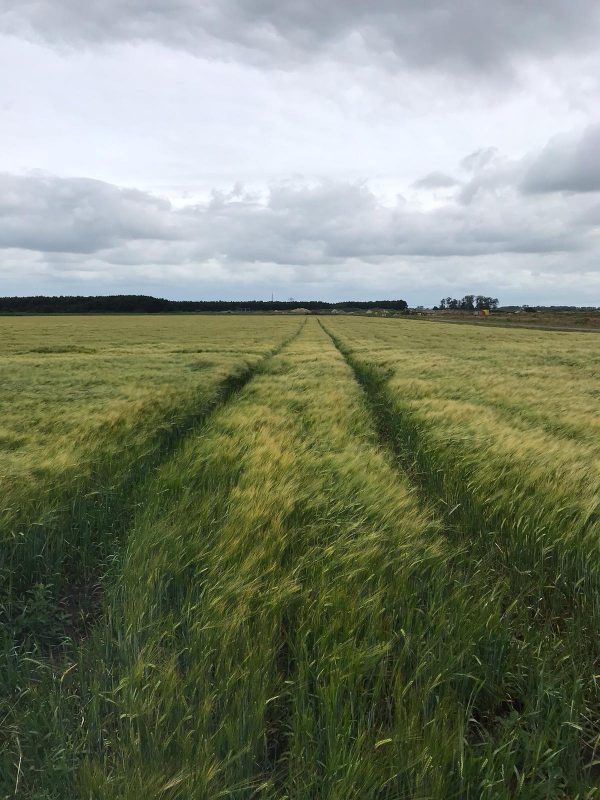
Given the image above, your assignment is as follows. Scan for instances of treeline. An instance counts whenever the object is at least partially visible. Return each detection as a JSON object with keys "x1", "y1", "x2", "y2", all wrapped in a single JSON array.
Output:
[
  {"x1": 436, "y1": 295, "x2": 499, "y2": 311},
  {"x1": 0, "y1": 295, "x2": 408, "y2": 314}
]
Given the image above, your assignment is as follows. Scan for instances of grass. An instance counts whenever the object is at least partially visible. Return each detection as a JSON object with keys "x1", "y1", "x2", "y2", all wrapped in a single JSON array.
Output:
[
  {"x1": 1, "y1": 314, "x2": 599, "y2": 798},
  {"x1": 0, "y1": 314, "x2": 299, "y2": 797},
  {"x1": 322, "y1": 316, "x2": 600, "y2": 597},
  {"x1": 0, "y1": 314, "x2": 298, "y2": 587},
  {"x1": 323, "y1": 315, "x2": 600, "y2": 794}
]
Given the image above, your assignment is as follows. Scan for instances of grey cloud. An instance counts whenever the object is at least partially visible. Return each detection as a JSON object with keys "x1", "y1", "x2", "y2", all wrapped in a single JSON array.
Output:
[
  {"x1": 412, "y1": 172, "x2": 458, "y2": 189},
  {"x1": 521, "y1": 125, "x2": 600, "y2": 194},
  {"x1": 456, "y1": 126, "x2": 600, "y2": 200},
  {"x1": 0, "y1": 172, "x2": 178, "y2": 253},
  {"x1": 0, "y1": 172, "x2": 590, "y2": 273},
  {"x1": 3, "y1": 1, "x2": 600, "y2": 74},
  {"x1": 189, "y1": 180, "x2": 581, "y2": 263},
  {"x1": 2, "y1": 170, "x2": 599, "y2": 305}
]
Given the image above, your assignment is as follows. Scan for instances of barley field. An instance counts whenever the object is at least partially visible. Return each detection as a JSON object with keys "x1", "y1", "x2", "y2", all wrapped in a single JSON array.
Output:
[{"x1": 1, "y1": 314, "x2": 599, "y2": 799}]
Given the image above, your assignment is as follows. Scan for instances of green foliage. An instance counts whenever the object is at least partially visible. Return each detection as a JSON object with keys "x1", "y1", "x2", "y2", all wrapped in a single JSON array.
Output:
[
  {"x1": 439, "y1": 295, "x2": 499, "y2": 310},
  {"x1": 1, "y1": 314, "x2": 599, "y2": 798}
]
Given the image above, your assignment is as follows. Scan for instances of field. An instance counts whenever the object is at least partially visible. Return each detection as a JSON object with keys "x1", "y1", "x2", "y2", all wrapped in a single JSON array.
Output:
[{"x1": 1, "y1": 314, "x2": 599, "y2": 799}]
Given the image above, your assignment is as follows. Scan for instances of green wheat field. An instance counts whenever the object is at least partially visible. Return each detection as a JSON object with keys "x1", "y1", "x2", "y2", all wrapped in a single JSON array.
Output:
[{"x1": 1, "y1": 314, "x2": 599, "y2": 799}]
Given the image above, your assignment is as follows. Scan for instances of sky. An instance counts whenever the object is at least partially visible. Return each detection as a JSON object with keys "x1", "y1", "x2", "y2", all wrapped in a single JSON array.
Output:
[{"x1": 1, "y1": 2, "x2": 600, "y2": 305}]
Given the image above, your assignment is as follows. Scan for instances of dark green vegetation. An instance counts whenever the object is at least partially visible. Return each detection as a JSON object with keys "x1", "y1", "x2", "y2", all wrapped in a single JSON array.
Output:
[
  {"x1": 1, "y1": 315, "x2": 599, "y2": 798},
  {"x1": 437, "y1": 295, "x2": 499, "y2": 311},
  {"x1": 0, "y1": 295, "x2": 407, "y2": 314}
]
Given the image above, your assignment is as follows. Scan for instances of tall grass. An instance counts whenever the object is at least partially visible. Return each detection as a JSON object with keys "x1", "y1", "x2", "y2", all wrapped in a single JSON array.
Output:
[
  {"x1": 76, "y1": 319, "x2": 447, "y2": 798},
  {"x1": 322, "y1": 316, "x2": 600, "y2": 614},
  {"x1": 0, "y1": 315, "x2": 299, "y2": 797},
  {"x1": 0, "y1": 315, "x2": 298, "y2": 601},
  {"x1": 2, "y1": 315, "x2": 599, "y2": 798},
  {"x1": 323, "y1": 315, "x2": 600, "y2": 793}
]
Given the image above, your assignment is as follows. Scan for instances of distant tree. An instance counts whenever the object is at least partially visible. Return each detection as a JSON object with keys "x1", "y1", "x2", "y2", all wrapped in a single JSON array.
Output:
[
  {"x1": 437, "y1": 294, "x2": 500, "y2": 312},
  {"x1": 475, "y1": 295, "x2": 499, "y2": 311}
]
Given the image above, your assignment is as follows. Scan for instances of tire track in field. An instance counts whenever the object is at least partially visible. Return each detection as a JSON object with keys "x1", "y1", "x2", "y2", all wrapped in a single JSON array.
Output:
[
  {"x1": 86, "y1": 317, "x2": 448, "y2": 799},
  {"x1": 0, "y1": 321, "x2": 309, "y2": 800},
  {"x1": 50, "y1": 318, "x2": 595, "y2": 797},
  {"x1": 317, "y1": 317, "x2": 441, "y2": 520},
  {"x1": 4, "y1": 320, "x2": 306, "y2": 646},
  {"x1": 319, "y1": 316, "x2": 600, "y2": 593},
  {"x1": 61, "y1": 318, "x2": 307, "y2": 636},
  {"x1": 319, "y1": 317, "x2": 600, "y2": 785},
  {"x1": 320, "y1": 315, "x2": 597, "y2": 585}
]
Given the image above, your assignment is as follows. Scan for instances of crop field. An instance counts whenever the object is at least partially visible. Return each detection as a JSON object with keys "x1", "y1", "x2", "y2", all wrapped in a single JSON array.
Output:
[{"x1": 1, "y1": 314, "x2": 599, "y2": 799}]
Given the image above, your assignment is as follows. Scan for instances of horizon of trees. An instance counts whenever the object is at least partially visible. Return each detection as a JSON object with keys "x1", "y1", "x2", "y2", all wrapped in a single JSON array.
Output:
[
  {"x1": 1, "y1": 295, "x2": 596, "y2": 315},
  {"x1": 0, "y1": 295, "x2": 409, "y2": 314}
]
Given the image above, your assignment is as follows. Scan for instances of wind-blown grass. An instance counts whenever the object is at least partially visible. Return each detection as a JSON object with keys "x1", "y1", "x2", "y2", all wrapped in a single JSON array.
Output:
[
  {"x1": 0, "y1": 314, "x2": 299, "y2": 797},
  {"x1": 2, "y1": 315, "x2": 599, "y2": 798},
  {"x1": 324, "y1": 315, "x2": 600, "y2": 794},
  {"x1": 323, "y1": 316, "x2": 600, "y2": 609},
  {"x1": 0, "y1": 315, "x2": 298, "y2": 595}
]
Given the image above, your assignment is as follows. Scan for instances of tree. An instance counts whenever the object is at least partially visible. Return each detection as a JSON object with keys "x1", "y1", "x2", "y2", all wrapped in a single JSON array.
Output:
[{"x1": 475, "y1": 295, "x2": 499, "y2": 311}]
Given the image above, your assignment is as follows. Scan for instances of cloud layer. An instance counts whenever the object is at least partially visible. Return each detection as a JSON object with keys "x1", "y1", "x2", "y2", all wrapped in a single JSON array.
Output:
[
  {"x1": 2, "y1": 123, "x2": 600, "y2": 302},
  {"x1": 2, "y1": 2, "x2": 600, "y2": 303},
  {"x1": 0, "y1": 166, "x2": 585, "y2": 265},
  {"x1": 5, "y1": 0, "x2": 600, "y2": 76}
]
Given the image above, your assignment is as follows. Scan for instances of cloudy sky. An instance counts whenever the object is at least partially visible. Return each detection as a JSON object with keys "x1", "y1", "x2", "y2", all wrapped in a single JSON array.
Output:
[{"x1": 2, "y1": 1, "x2": 600, "y2": 305}]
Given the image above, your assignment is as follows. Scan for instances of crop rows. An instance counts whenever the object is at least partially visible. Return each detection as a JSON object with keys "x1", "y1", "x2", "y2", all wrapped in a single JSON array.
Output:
[{"x1": 1, "y1": 315, "x2": 599, "y2": 798}]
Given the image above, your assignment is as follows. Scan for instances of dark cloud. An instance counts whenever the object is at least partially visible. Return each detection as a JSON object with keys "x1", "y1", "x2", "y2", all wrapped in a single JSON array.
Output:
[
  {"x1": 4, "y1": 0, "x2": 600, "y2": 74},
  {"x1": 521, "y1": 125, "x2": 600, "y2": 194}
]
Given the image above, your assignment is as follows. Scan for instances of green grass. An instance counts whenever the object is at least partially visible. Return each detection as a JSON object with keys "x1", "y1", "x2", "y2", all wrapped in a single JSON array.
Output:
[
  {"x1": 0, "y1": 314, "x2": 299, "y2": 797},
  {"x1": 1, "y1": 314, "x2": 599, "y2": 798}
]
